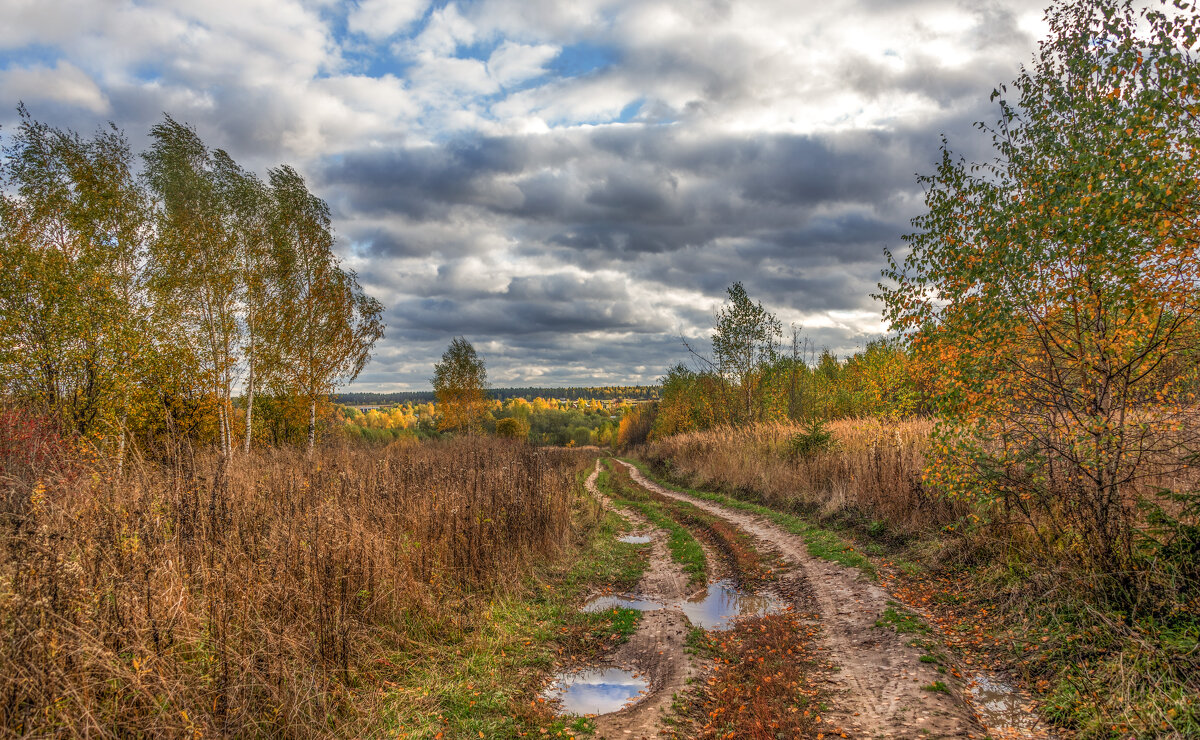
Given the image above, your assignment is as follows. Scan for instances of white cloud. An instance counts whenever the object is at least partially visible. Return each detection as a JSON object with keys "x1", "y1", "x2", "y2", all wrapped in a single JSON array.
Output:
[
  {"x1": 347, "y1": 0, "x2": 428, "y2": 41},
  {"x1": 0, "y1": 60, "x2": 109, "y2": 113},
  {"x1": 487, "y1": 41, "x2": 560, "y2": 87}
]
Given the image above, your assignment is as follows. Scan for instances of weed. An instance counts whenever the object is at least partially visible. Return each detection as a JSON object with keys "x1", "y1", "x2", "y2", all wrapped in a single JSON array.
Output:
[{"x1": 875, "y1": 603, "x2": 930, "y2": 634}]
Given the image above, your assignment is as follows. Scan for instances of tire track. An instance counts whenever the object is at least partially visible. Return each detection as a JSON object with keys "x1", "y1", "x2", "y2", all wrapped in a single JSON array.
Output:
[
  {"x1": 616, "y1": 460, "x2": 984, "y2": 739},
  {"x1": 576, "y1": 462, "x2": 695, "y2": 739}
]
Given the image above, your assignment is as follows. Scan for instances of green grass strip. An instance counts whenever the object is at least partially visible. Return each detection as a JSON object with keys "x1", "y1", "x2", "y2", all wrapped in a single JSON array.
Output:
[
  {"x1": 597, "y1": 464, "x2": 707, "y2": 586},
  {"x1": 620, "y1": 458, "x2": 876, "y2": 579},
  {"x1": 378, "y1": 469, "x2": 647, "y2": 738}
]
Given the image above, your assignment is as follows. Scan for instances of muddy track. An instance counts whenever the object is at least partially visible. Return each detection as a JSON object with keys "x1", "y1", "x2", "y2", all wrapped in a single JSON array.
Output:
[
  {"x1": 580, "y1": 462, "x2": 695, "y2": 739},
  {"x1": 616, "y1": 460, "x2": 984, "y2": 739}
]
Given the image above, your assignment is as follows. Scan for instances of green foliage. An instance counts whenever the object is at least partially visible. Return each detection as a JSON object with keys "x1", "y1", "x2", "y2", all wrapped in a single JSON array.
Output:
[
  {"x1": 879, "y1": 0, "x2": 1200, "y2": 579},
  {"x1": 495, "y1": 416, "x2": 529, "y2": 440},
  {"x1": 711, "y1": 282, "x2": 783, "y2": 422},
  {"x1": 785, "y1": 419, "x2": 834, "y2": 459},
  {"x1": 432, "y1": 336, "x2": 488, "y2": 434}
]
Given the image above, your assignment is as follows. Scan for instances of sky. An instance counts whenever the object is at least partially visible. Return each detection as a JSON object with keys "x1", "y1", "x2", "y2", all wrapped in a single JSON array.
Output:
[{"x1": 1, "y1": 0, "x2": 1049, "y2": 390}]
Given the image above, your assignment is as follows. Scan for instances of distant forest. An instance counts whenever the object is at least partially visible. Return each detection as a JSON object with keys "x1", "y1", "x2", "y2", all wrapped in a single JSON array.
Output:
[{"x1": 335, "y1": 386, "x2": 660, "y2": 405}]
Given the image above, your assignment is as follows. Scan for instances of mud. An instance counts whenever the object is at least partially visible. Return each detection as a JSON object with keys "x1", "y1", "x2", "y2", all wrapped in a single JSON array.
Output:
[
  {"x1": 616, "y1": 460, "x2": 987, "y2": 739},
  {"x1": 556, "y1": 462, "x2": 694, "y2": 739}
]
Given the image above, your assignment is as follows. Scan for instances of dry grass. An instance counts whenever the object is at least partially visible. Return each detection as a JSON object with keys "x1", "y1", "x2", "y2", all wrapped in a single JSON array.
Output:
[
  {"x1": 0, "y1": 435, "x2": 592, "y2": 737},
  {"x1": 642, "y1": 418, "x2": 964, "y2": 538}
]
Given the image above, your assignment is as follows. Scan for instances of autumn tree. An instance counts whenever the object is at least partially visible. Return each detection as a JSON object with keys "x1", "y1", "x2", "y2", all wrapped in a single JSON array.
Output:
[
  {"x1": 0, "y1": 107, "x2": 152, "y2": 461},
  {"x1": 211, "y1": 149, "x2": 272, "y2": 453},
  {"x1": 711, "y1": 282, "x2": 783, "y2": 423},
  {"x1": 268, "y1": 165, "x2": 384, "y2": 455},
  {"x1": 432, "y1": 337, "x2": 489, "y2": 434},
  {"x1": 880, "y1": 0, "x2": 1200, "y2": 576},
  {"x1": 145, "y1": 116, "x2": 241, "y2": 457}
]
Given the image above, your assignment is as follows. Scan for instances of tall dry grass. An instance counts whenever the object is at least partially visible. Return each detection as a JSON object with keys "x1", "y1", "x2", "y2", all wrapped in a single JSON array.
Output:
[
  {"x1": 0, "y1": 432, "x2": 591, "y2": 737},
  {"x1": 642, "y1": 418, "x2": 965, "y2": 537}
]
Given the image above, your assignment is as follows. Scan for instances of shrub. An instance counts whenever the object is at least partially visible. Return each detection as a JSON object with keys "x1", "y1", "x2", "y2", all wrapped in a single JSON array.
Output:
[{"x1": 785, "y1": 419, "x2": 834, "y2": 459}]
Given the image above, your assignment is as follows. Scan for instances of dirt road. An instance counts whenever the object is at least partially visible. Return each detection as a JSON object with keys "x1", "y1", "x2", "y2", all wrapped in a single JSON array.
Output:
[
  {"x1": 582, "y1": 462, "x2": 696, "y2": 739},
  {"x1": 614, "y1": 460, "x2": 984, "y2": 739}
]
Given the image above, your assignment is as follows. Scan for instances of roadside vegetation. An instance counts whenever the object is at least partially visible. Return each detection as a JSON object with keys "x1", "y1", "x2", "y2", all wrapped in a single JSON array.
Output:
[{"x1": 0, "y1": 432, "x2": 622, "y2": 737}]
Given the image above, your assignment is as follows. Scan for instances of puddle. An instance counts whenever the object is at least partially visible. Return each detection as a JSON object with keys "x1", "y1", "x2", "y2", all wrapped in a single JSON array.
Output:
[
  {"x1": 544, "y1": 667, "x2": 649, "y2": 716},
  {"x1": 968, "y1": 672, "x2": 1043, "y2": 733},
  {"x1": 679, "y1": 579, "x2": 785, "y2": 630},
  {"x1": 582, "y1": 595, "x2": 664, "y2": 613},
  {"x1": 617, "y1": 534, "x2": 652, "y2": 544}
]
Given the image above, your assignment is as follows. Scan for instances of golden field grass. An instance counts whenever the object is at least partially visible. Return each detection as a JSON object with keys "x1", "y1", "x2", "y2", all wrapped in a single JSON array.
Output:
[
  {"x1": 0, "y1": 436, "x2": 593, "y2": 737},
  {"x1": 642, "y1": 418, "x2": 964, "y2": 538}
]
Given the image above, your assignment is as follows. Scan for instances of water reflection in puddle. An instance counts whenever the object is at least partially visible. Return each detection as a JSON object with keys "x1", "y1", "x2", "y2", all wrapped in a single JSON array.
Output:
[
  {"x1": 968, "y1": 672, "x2": 1042, "y2": 732},
  {"x1": 679, "y1": 579, "x2": 785, "y2": 630},
  {"x1": 545, "y1": 668, "x2": 649, "y2": 715},
  {"x1": 618, "y1": 534, "x2": 652, "y2": 544},
  {"x1": 581, "y1": 595, "x2": 664, "y2": 613}
]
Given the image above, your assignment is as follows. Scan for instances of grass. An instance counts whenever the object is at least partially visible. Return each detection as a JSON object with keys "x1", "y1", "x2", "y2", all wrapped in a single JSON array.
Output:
[
  {"x1": 875, "y1": 602, "x2": 931, "y2": 634},
  {"x1": 621, "y1": 457, "x2": 876, "y2": 578},
  {"x1": 0, "y1": 438, "x2": 603, "y2": 737},
  {"x1": 638, "y1": 419, "x2": 957, "y2": 540},
  {"x1": 378, "y1": 475, "x2": 651, "y2": 738},
  {"x1": 922, "y1": 681, "x2": 949, "y2": 693},
  {"x1": 597, "y1": 464, "x2": 708, "y2": 586}
]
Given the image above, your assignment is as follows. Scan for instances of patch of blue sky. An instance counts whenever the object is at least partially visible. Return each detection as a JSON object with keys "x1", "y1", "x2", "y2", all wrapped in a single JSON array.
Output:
[
  {"x1": 615, "y1": 98, "x2": 643, "y2": 123},
  {"x1": 337, "y1": 47, "x2": 418, "y2": 80},
  {"x1": 549, "y1": 42, "x2": 619, "y2": 79},
  {"x1": 0, "y1": 43, "x2": 63, "y2": 72}
]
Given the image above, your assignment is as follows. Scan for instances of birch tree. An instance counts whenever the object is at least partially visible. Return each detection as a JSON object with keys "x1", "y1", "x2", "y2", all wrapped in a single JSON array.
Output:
[
  {"x1": 268, "y1": 166, "x2": 383, "y2": 454},
  {"x1": 212, "y1": 150, "x2": 272, "y2": 453},
  {"x1": 144, "y1": 116, "x2": 241, "y2": 457},
  {"x1": 0, "y1": 107, "x2": 151, "y2": 460}
]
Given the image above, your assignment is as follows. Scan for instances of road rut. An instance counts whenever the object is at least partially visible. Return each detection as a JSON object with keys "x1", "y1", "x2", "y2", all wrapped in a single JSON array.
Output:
[{"x1": 616, "y1": 460, "x2": 984, "y2": 739}]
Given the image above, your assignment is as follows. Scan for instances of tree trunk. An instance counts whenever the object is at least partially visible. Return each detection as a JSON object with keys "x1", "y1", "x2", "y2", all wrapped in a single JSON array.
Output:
[
  {"x1": 307, "y1": 398, "x2": 316, "y2": 457},
  {"x1": 116, "y1": 414, "x2": 127, "y2": 479},
  {"x1": 218, "y1": 404, "x2": 230, "y2": 458},
  {"x1": 244, "y1": 364, "x2": 254, "y2": 455}
]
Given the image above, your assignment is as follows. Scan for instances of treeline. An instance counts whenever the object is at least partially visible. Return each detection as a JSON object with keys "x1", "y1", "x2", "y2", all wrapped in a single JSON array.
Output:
[
  {"x1": 334, "y1": 385, "x2": 659, "y2": 405},
  {"x1": 617, "y1": 283, "x2": 925, "y2": 447},
  {"x1": 0, "y1": 107, "x2": 383, "y2": 462},
  {"x1": 339, "y1": 396, "x2": 623, "y2": 447}
]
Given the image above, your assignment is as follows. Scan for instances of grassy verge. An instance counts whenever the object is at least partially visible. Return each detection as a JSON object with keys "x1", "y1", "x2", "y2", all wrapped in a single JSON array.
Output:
[
  {"x1": 621, "y1": 458, "x2": 875, "y2": 579},
  {"x1": 376, "y1": 474, "x2": 650, "y2": 738},
  {"x1": 597, "y1": 463, "x2": 708, "y2": 587},
  {"x1": 890, "y1": 567, "x2": 1200, "y2": 739}
]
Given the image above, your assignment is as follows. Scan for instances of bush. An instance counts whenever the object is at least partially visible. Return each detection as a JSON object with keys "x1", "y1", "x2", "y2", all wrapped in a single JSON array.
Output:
[
  {"x1": 785, "y1": 419, "x2": 834, "y2": 459},
  {"x1": 496, "y1": 417, "x2": 529, "y2": 439}
]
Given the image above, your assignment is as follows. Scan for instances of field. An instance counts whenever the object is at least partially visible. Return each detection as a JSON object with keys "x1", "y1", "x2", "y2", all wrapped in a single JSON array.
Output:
[{"x1": 0, "y1": 431, "x2": 603, "y2": 736}]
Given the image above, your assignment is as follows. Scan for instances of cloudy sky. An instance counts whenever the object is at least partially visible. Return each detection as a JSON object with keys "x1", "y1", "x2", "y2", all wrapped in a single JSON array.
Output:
[{"x1": 2, "y1": 0, "x2": 1049, "y2": 390}]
